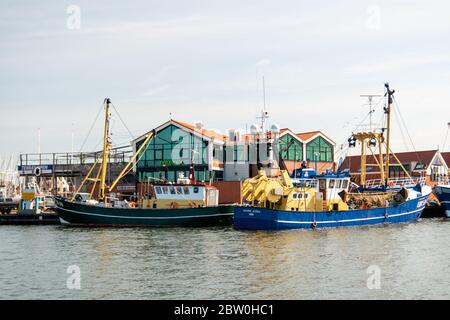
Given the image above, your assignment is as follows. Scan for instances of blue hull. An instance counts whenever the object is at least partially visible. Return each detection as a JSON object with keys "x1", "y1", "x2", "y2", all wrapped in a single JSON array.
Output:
[
  {"x1": 233, "y1": 195, "x2": 429, "y2": 230},
  {"x1": 435, "y1": 186, "x2": 450, "y2": 217}
]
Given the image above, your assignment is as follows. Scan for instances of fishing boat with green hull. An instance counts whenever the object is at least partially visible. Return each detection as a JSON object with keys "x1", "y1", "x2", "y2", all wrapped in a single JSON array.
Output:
[
  {"x1": 54, "y1": 98, "x2": 234, "y2": 227},
  {"x1": 55, "y1": 196, "x2": 233, "y2": 227}
]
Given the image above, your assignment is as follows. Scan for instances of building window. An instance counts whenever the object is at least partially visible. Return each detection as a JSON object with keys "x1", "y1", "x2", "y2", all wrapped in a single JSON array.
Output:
[
  {"x1": 306, "y1": 136, "x2": 333, "y2": 162},
  {"x1": 279, "y1": 134, "x2": 303, "y2": 161},
  {"x1": 155, "y1": 150, "x2": 163, "y2": 161},
  {"x1": 137, "y1": 125, "x2": 210, "y2": 169},
  {"x1": 414, "y1": 163, "x2": 426, "y2": 170}
]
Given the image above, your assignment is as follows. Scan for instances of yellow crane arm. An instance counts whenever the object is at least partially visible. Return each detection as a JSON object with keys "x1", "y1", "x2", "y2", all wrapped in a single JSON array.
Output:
[
  {"x1": 109, "y1": 130, "x2": 155, "y2": 192},
  {"x1": 71, "y1": 158, "x2": 100, "y2": 201}
]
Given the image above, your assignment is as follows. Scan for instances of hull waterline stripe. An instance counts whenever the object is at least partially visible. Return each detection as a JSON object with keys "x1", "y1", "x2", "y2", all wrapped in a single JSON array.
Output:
[
  {"x1": 275, "y1": 207, "x2": 424, "y2": 225},
  {"x1": 56, "y1": 206, "x2": 233, "y2": 220}
]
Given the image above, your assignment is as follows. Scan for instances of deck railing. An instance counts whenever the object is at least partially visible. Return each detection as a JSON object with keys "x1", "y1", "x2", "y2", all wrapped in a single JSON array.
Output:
[
  {"x1": 365, "y1": 176, "x2": 426, "y2": 188},
  {"x1": 19, "y1": 146, "x2": 133, "y2": 167}
]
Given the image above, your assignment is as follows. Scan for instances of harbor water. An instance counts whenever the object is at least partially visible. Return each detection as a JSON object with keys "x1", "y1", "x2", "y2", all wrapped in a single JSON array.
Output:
[{"x1": 0, "y1": 219, "x2": 449, "y2": 299}]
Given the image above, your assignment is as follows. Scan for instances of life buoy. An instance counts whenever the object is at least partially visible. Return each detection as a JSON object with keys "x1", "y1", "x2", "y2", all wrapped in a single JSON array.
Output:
[
  {"x1": 129, "y1": 202, "x2": 136, "y2": 208},
  {"x1": 312, "y1": 221, "x2": 317, "y2": 228},
  {"x1": 388, "y1": 181, "x2": 395, "y2": 187}
]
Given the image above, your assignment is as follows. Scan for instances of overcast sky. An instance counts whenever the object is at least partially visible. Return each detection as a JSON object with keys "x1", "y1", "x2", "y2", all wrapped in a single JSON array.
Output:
[{"x1": 1, "y1": 0, "x2": 450, "y2": 164}]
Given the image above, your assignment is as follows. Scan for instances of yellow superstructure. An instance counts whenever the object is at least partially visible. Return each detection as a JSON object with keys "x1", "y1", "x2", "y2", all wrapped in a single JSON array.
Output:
[{"x1": 242, "y1": 169, "x2": 349, "y2": 212}]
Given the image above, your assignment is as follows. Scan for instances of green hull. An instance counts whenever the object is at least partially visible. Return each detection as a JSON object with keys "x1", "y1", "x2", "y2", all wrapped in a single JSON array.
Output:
[{"x1": 55, "y1": 197, "x2": 234, "y2": 227}]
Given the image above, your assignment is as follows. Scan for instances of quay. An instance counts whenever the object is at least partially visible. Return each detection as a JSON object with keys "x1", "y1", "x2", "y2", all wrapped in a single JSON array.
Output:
[{"x1": 0, "y1": 210, "x2": 60, "y2": 225}]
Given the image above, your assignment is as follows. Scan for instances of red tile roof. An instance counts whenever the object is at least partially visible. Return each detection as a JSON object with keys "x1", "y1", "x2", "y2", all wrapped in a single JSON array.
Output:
[
  {"x1": 171, "y1": 119, "x2": 227, "y2": 142},
  {"x1": 442, "y1": 152, "x2": 450, "y2": 166},
  {"x1": 296, "y1": 131, "x2": 321, "y2": 141},
  {"x1": 296, "y1": 131, "x2": 335, "y2": 144},
  {"x1": 339, "y1": 150, "x2": 438, "y2": 173}
]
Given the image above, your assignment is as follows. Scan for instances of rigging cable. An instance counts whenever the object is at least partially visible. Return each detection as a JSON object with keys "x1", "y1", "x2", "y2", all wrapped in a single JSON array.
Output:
[
  {"x1": 110, "y1": 102, "x2": 135, "y2": 140},
  {"x1": 79, "y1": 103, "x2": 104, "y2": 152},
  {"x1": 442, "y1": 123, "x2": 450, "y2": 151},
  {"x1": 392, "y1": 97, "x2": 423, "y2": 163},
  {"x1": 392, "y1": 100, "x2": 410, "y2": 152}
]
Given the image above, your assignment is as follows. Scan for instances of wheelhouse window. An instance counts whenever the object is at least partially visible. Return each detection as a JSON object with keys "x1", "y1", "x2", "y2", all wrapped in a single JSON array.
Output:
[
  {"x1": 169, "y1": 187, "x2": 176, "y2": 194},
  {"x1": 342, "y1": 180, "x2": 349, "y2": 189},
  {"x1": 183, "y1": 187, "x2": 190, "y2": 195},
  {"x1": 319, "y1": 179, "x2": 326, "y2": 189},
  {"x1": 154, "y1": 186, "x2": 162, "y2": 194},
  {"x1": 329, "y1": 179, "x2": 335, "y2": 188}
]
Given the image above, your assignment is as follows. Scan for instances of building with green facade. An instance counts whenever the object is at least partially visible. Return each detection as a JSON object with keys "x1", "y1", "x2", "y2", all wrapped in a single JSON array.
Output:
[
  {"x1": 132, "y1": 120, "x2": 336, "y2": 183},
  {"x1": 277, "y1": 128, "x2": 336, "y2": 174},
  {"x1": 132, "y1": 119, "x2": 226, "y2": 183}
]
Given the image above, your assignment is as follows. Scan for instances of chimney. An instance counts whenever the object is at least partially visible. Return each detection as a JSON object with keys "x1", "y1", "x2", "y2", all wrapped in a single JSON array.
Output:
[{"x1": 195, "y1": 122, "x2": 204, "y2": 131}]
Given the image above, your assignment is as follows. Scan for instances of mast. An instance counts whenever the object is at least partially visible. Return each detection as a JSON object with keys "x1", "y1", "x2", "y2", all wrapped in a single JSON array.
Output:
[
  {"x1": 98, "y1": 98, "x2": 112, "y2": 201},
  {"x1": 360, "y1": 139, "x2": 366, "y2": 185},
  {"x1": 257, "y1": 76, "x2": 269, "y2": 133},
  {"x1": 384, "y1": 83, "x2": 395, "y2": 186},
  {"x1": 349, "y1": 86, "x2": 388, "y2": 186}
]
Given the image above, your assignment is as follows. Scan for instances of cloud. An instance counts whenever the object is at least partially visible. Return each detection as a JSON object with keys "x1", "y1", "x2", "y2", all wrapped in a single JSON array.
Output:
[
  {"x1": 349, "y1": 55, "x2": 450, "y2": 74},
  {"x1": 256, "y1": 58, "x2": 271, "y2": 67},
  {"x1": 143, "y1": 84, "x2": 170, "y2": 97}
]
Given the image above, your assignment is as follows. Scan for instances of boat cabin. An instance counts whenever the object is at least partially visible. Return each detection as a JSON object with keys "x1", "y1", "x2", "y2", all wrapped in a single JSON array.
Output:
[{"x1": 142, "y1": 182, "x2": 219, "y2": 209}]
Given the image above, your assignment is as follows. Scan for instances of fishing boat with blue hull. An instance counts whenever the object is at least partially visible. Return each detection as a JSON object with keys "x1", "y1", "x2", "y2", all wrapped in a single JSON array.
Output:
[
  {"x1": 235, "y1": 191, "x2": 429, "y2": 230},
  {"x1": 54, "y1": 98, "x2": 233, "y2": 227},
  {"x1": 234, "y1": 168, "x2": 430, "y2": 230},
  {"x1": 434, "y1": 185, "x2": 450, "y2": 217},
  {"x1": 233, "y1": 83, "x2": 432, "y2": 231}
]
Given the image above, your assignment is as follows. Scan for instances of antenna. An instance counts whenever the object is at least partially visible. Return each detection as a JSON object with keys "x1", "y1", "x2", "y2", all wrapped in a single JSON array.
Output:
[
  {"x1": 262, "y1": 76, "x2": 266, "y2": 113},
  {"x1": 360, "y1": 94, "x2": 381, "y2": 131},
  {"x1": 257, "y1": 76, "x2": 269, "y2": 133}
]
